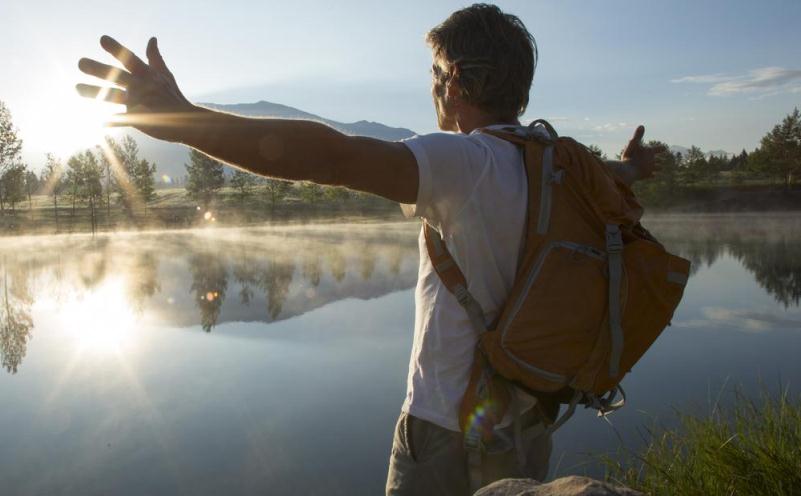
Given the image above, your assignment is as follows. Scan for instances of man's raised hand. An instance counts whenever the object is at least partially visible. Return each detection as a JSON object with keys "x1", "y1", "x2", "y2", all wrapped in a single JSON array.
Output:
[
  {"x1": 621, "y1": 125, "x2": 665, "y2": 182},
  {"x1": 76, "y1": 36, "x2": 194, "y2": 141}
]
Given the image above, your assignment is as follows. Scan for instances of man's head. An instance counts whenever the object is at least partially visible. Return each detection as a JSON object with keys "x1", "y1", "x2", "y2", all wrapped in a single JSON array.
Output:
[{"x1": 427, "y1": 4, "x2": 537, "y2": 132}]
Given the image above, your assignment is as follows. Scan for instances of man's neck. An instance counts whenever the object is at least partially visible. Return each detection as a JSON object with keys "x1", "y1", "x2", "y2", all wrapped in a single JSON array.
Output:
[{"x1": 456, "y1": 113, "x2": 520, "y2": 134}]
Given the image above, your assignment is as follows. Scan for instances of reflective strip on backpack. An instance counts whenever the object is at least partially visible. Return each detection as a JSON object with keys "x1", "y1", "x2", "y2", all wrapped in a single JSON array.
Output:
[
  {"x1": 606, "y1": 224, "x2": 624, "y2": 378},
  {"x1": 536, "y1": 145, "x2": 555, "y2": 235}
]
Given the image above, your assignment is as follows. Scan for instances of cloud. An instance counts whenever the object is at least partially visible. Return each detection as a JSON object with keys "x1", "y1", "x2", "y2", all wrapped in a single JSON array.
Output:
[
  {"x1": 671, "y1": 67, "x2": 801, "y2": 98},
  {"x1": 670, "y1": 73, "x2": 731, "y2": 84},
  {"x1": 673, "y1": 306, "x2": 801, "y2": 333},
  {"x1": 593, "y1": 122, "x2": 630, "y2": 133}
]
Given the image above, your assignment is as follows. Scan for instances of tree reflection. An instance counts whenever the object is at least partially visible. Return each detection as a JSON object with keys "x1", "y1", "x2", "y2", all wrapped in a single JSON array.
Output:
[
  {"x1": 326, "y1": 248, "x2": 347, "y2": 283},
  {"x1": 232, "y1": 250, "x2": 259, "y2": 306},
  {"x1": 301, "y1": 253, "x2": 322, "y2": 288},
  {"x1": 0, "y1": 264, "x2": 33, "y2": 374},
  {"x1": 127, "y1": 251, "x2": 161, "y2": 312},
  {"x1": 261, "y1": 260, "x2": 294, "y2": 320},
  {"x1": 731, "y1": 239, "x2": 801, "y2": 308},
  {"x1": 78, "y1": 239, "x2": 109, "y2": 289},
  {"x1": 359, "y1": 244, "x2": 377, "y2": 281},
  {"x1": 388, "y1": 245, "x2": 404, "y2": 276},
  {"x1": 188, "y1": 252, "x2": 229, "y2": 332},
  {"x1": 658, "y1": 220, "x2": 801, "y2": 308}
]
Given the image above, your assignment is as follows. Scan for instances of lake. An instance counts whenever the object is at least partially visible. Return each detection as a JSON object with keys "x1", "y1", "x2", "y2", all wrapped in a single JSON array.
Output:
[{"x1": 0, "y1": 213, "x2": 799, "y2": 495}]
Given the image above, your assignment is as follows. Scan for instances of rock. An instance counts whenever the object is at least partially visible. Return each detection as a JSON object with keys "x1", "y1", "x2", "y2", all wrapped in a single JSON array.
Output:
[{"x1": 474, "y1": 476, "x2": 643, "y2": 496}]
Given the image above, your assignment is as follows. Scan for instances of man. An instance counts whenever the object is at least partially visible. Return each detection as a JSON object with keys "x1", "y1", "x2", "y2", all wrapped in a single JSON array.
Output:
[{"x1": 77, "y1": 4, "x2": 658, "y2": 494}]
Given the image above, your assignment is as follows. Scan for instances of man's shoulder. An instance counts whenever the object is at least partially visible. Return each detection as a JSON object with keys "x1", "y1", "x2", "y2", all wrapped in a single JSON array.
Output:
[{"x1": 402, "y1": 129, "x2": 517, "y2": 159}]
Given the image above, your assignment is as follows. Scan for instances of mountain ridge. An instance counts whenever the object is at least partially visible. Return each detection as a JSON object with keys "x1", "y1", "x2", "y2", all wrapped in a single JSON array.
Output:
[{"x1": 130, "y1": 100, "x2": 417, "y2": 183}]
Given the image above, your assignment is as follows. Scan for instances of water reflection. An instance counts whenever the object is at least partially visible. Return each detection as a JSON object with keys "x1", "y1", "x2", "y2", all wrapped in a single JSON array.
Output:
[
  {"x1": 0, "y1": 264, "x2": 33, "y2": 373},
  {"x1": 0, "y1": 215, "x2": 798, "y2": 494},
  {"x1": 0, "y1": 216, "x2": 797, "y2": 374},
  {"x1": 189, "y1": 251, "x2": 229, "y2": 332},
  {"x1": 648, "y1": 213, "x2": 801, "y2": 308},
  {"x1": 0, "y1": 223, "x2": 420, "y2": 372}
]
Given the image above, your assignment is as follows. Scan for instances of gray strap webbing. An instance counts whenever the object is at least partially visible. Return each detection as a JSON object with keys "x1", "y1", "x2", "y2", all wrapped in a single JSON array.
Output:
[
  {"x1": 466, "y1": 448, "x2": 482, "y2": 493},
  {"x1": 510, "y1": 386, "x2": 526, "y2": 473},
  {"x1": 605, "y1": 224, "x2": 624, "y2": 378},
  {"x1": 667, "y1": 271, "x2": 688, "y2": 285},
  {"x1": 454, "y1": 284, "x2": 488, "y2": 334},
  {"x1": 545, "y1": 389, "x2": 583, "y2": 437}
]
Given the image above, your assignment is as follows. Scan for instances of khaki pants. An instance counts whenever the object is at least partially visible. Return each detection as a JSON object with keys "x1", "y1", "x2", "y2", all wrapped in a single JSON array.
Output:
[{"x1": 385, "y1": 411, "x2": 552, "y2": 496}]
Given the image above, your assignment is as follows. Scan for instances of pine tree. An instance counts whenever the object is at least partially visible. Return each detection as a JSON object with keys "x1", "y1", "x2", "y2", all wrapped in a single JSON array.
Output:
[
  {"x1": 299, "y1": 181, "x2": 323, "y2": 204},
  {"x1": 0, "y1": 101, "x2": 22, "y2": 177},
  {"x1": 185, "y1": 149, "x2": 225, "y2": 210},
  {"x1": 264, "y1": 178, "x2": 292, "y2": 208},
  {"x1": 66, "y1": 150, "x2": 104, "y2": 232},
  {"x1": 42, "y1": 154, "x2": 64, "y2": 230},
  {"x1": 587, "y1": 144, "x2": 607, "y2": 160},
  {"x1": 0, "y1": 101, "x2": 23, "y2": 215},
  {"x1": 0, "y1": 164, "x2": 27, "y2": 212},
  {"x1": 133, "y1": 158, "x2": 157, "y2": 204},
  {"x1": 24, "y1": 170, "x2": 38, "y2": 210},
  {"x1": 230, "y1": 169, "x2": 256, "y2": 201},
  {"x1": 759, "y1": 108, "x2": 801, "y2": 188},
  {"x1": 680, "y1": 146, "x2": 707, "y2": 185}
]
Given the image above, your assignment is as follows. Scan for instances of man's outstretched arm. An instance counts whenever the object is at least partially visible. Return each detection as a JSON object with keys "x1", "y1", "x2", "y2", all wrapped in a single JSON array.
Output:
[{"x1": 76, "y1": 36, "x2": 419, "y2": 204}]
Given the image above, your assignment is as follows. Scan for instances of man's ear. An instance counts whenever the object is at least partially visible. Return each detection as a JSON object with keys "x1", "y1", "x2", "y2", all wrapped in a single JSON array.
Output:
[{"x1": 444, "y1": 64, "x2": 462, "y2": 103}]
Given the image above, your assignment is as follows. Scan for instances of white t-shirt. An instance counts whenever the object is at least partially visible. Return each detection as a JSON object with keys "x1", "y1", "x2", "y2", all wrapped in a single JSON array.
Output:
[{"x1": 399, "y1": 125, "x2": 529, "y2": 432}]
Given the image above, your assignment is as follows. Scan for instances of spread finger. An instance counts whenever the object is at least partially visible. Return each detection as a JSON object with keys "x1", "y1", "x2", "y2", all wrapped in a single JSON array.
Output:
[{"x1": 78, "y1": 58, "x2": 133, "y2": 87}]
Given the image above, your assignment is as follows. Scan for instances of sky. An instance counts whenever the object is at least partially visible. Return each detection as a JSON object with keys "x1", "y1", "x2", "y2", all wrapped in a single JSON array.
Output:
[{"x1": 2, "y1": 0, "x2": 800, "y2": 170}]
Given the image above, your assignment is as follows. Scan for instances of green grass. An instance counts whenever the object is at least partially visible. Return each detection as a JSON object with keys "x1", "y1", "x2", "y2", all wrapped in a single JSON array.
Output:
[
  {"x1": 603, "y1": 388, "x2": 801, "y2": 496},
  {"x1": 0, "y1": 186, "x2": 403, "y2": 236}
]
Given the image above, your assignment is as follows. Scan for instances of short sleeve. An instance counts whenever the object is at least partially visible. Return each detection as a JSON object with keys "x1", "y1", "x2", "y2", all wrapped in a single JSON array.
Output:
[{"x1": 399, "y1": 133, "x2": 490, "y2": 231}]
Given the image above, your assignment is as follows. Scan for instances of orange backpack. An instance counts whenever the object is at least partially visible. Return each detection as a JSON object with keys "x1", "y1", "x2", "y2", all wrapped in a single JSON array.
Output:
[{"x1": 424, "y1": 120, "x2": 691, "y2": 449}]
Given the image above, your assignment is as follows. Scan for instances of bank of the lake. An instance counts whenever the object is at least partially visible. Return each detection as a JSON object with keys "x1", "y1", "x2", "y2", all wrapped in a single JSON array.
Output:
[
  {"x1": 0, "y1": 186, "x2": 404, "y2": 235},
  {"x1": 637, "y1": 183, "x2": 801, "y2": 212},
  {"x1": 1, "y1": 183, "x2": 799, "y2": 236},
  {"x1": 603, "y1": 389, "x2": 801, "y2": 496}
]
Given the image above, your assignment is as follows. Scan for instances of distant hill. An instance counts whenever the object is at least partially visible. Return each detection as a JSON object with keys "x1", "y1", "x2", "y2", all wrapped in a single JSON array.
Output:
[{"x1": 129, "y1": 100, "x2": 418, "y2": 184}]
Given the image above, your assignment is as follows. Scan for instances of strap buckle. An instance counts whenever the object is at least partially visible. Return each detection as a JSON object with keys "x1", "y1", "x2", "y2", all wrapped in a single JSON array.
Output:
[
  {"x1": 453, "y1": 284, "x2": 471, "y2": 306},
  {"x1": 605, "y1": 224, "x2": 623, "y2": 253},
  {"x1": 464, "y1": 427, "x2": 483, "y2": 451}
]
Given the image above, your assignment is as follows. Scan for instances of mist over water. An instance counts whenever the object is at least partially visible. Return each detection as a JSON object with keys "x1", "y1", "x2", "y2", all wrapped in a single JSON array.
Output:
[{"x1": 0, "y1": 214, "x2": 798, "y2": 493}]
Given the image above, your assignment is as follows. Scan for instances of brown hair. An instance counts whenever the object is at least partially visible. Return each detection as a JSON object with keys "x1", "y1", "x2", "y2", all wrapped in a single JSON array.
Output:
[{"x1": 427, "y1": 3, "x2": 537, "y2": 121}]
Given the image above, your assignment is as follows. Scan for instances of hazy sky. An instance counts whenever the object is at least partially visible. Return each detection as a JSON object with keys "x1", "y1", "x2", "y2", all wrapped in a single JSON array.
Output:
[{"x1": 2, "y1": 0, "x2": 800, "y2": 168}]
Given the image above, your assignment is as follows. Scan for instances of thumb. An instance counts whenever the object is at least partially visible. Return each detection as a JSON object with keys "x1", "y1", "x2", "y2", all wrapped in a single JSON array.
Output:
[
  {"x1": 630, "y1": 125, "x2": 645, "y2": 145},
  {"x1": 146, "y1": 37, "x2": 168, "y2": 73}
]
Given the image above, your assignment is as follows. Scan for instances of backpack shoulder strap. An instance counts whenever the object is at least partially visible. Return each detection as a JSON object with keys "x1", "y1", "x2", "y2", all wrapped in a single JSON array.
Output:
[{"x1": 423, "y1": 222, "x2": 487, "y2": 334}]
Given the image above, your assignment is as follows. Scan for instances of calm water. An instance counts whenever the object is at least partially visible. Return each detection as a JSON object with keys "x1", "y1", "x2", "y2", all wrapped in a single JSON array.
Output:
[{"x1": 0, "y1": 214, "x2": 799, "y2": 494}]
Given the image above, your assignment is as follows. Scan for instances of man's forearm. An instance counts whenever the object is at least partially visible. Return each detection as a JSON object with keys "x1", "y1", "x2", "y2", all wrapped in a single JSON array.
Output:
[
  {"x1": 167, "y1": 105, "x2": 349, "y2": 185},
  {"x1": 150, "y1": 104, "x2": 418, "y2": 203}
]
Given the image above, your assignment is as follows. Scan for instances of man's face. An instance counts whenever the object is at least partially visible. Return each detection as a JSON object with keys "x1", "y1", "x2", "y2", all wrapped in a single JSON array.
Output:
[{"x1": 431, "y1": 55, "x2": 458, "y2": 132}]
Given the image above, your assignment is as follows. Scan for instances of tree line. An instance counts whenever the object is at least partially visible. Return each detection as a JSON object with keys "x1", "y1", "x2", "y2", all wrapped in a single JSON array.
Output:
[
  {"x1": 2, "y1": 98, "x2": 798, "y2": 231},
  {"x1": 587, "y1": 108, "x2": 801, "y2": 206},
  {"x1": 0, "y1": 100, "x2": 374, "y2": 233}
]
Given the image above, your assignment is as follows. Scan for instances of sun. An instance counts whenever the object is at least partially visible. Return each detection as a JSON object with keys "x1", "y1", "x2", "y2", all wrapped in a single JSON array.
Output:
[
  {"x1": 34, "y1": 80, "x2": 124, "y2": 158},
  {"x1": 59, "y1": 277, "x2": 139, "y2": 354}
]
